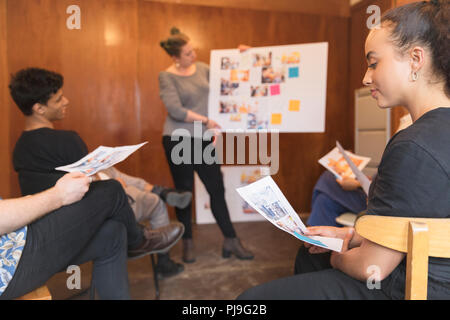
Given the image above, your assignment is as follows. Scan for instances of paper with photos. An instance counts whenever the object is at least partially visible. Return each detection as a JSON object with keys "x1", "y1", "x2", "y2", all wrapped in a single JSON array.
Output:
[
  {"x1": 336, "y1": 141, "x2": 371, "y2": 195},
  {"x1": 318, "y1": 145, "x2": 370, "y2": 181},
  {"x1": 236, "y1": 176, "x2": 343, "y2": 252},
  {"x1": 56, "y1": 142, "x2": 148, "y2": 176},
  {"x1": 209, "y1": 42, "x2": 328, "y2": 132}
]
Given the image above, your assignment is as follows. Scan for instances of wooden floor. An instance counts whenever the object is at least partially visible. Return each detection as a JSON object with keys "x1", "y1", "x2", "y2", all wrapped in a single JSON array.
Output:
[{"x1": 46, "y1": 220, "x2": 304, "y2": 300}]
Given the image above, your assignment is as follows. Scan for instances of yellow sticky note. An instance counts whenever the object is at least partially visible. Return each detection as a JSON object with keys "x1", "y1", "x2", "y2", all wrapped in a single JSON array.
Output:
[
  {"x1": 289, "y1": 100, "x2": 300, "y2": 112},
  {"x1": 271, "y1": 113, "x2": 282, "y2": 125}
]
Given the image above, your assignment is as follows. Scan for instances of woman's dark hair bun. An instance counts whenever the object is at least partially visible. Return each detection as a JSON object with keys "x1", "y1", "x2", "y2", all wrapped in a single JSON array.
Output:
[
  {"x1": 160, "y1": 27, "x2": 189, "y2": 57},
  {"x1": 170, "y1": 27, "x2": 181, "y2": 35}
]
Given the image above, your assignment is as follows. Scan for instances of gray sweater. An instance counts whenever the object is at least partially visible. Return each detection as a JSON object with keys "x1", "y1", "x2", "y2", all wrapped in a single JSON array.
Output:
[{"x1": 159, "y1": 62, "x2": 210, "y2": 138}]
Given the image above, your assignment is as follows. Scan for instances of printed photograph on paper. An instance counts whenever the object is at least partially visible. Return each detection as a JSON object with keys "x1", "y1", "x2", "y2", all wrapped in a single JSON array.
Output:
[
  {"x1": 236, "y1": 176, "x2": 343, "y2": 252},
  {"x1": 318, "y1": 146, "x2": 371, "y2": 180},
  {"x1": 262, "y1": 66, "x2": 286, "y2": 84},
  {"x1": 252, "y1": 52, "x2": 272, "y2": 67},
  {"x1": 220, "y1": 78, "x2": 240, "y2": 96},
  {"x1": 221, "y1": 56, "x2": 239, "y2": 70}
]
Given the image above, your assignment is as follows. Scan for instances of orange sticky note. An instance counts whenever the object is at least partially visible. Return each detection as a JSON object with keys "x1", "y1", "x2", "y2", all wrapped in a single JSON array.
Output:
[
  {"x1": 271, "y1": 113, "x2": 282, "y2": 125},
  {"x1": 289, "y1": 100, "x2": 300, "y2": 112},
  {"x1": 230, "y1": 70, "x2": 238, "y2": 82}
]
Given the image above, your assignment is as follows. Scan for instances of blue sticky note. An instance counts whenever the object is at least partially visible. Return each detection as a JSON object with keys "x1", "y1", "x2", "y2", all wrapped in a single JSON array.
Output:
[{"x1": 289, "y1": 67, "x2": 299, "y2": 78}]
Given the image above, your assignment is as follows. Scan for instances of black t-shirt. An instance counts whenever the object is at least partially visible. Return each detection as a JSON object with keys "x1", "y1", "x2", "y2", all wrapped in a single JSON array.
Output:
[
  {"x1": 366, "y1": 108, "x2": 450, "y2": 299},
  {"x1": 13, "y1": 128, "x2": 88, "y2": 195}
]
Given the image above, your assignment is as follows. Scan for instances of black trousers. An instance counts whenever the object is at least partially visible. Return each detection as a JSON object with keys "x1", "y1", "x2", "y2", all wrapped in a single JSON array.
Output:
[
  {"x1": 162, "y1": 136, "x2": 236, "y2": 239},
  {"x1": 1, "y1": 180, "x2": 143, "y2": 300},
  {"x1": 237, "y1": 246, "x2": 394, "y2": 300}
]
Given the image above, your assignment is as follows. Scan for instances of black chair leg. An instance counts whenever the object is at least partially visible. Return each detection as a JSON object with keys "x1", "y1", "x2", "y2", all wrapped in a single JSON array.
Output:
[{"x1": 150, "y1": 254, "x2": 160, "y2": 300}]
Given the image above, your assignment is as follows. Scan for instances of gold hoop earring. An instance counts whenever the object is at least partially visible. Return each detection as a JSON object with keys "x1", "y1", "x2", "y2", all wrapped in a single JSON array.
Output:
[{"x1": 412, "y1": 72, "x2": 419, "y2": 81}]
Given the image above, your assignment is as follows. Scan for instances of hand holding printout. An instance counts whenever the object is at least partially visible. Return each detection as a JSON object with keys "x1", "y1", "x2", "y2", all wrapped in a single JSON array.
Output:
[
  {"x1": 318, "y1": 145, "x2": 370, "y2": 181},
  {"x1": 236, "y1": 176, "x2": 343, "y2": 252},
  {"x1": 336, "y1": 141, "x2": 371, "y2": 195},
  {"x1": 56, "y1": 142, "x2": 148, "y2": 176}
]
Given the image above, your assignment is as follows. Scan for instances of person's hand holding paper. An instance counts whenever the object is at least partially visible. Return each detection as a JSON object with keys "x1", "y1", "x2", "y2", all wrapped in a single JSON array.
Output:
[
  {"x1": 236, "y1": 176, "x2": 344, "y2": 253},
  {"x1": 336, "y1": 141, "x2": 371, "y2": 195},
  {"x1": 304, "y1": 226, "x2": 355, "y2": 254},
  {"x1": 336, "y1": 176, "x2": 361, "y2": 191}
]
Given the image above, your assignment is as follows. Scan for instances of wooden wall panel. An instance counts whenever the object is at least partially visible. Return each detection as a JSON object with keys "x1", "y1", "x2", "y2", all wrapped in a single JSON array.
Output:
[
  {"x1": 6, "y1": 0, "x2": 141, "y2": 196},
  {"x1": 0, "y1": 0, "x2": 10, "y2": 198},
  {"x1": 138, "y1": 2, "x2": 351, "y2": 214},
  {"x1": 395, "y1": 0, "x2": 424, "y2": 6},
  {"x1": 5, "y1": 0, "x2": 351, "y2": 215},
  {"x1": 145, "y1": 0, "x2": 351, "y2": 17}
]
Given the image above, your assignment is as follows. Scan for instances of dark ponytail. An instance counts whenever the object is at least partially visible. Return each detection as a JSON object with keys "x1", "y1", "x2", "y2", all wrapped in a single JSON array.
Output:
[
  {"x1": 381, "y1": 0, "x2": 449, "y2": 97},
  {"x1": 160, "y1": 27, "x2": 190, "y2": 58}
]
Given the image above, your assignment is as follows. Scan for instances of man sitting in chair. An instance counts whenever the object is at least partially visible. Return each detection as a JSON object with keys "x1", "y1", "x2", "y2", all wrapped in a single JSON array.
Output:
[
  {"x1": 9, "y1": 67, "x2": 185, "y2": 279},
  {"x1": 0, "y1": 171, "x2": 180, "y2": 300}
]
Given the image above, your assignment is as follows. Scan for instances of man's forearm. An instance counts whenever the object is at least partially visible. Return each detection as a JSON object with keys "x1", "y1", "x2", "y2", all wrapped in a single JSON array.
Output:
[{"x1": 0, "y1": 187, "x2": 62, "y2": 235}]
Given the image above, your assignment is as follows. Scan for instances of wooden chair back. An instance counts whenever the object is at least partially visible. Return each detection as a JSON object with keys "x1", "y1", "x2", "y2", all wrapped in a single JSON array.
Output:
[{"x1": 355, "y1": 215, "x2": 450, "y2": 300}]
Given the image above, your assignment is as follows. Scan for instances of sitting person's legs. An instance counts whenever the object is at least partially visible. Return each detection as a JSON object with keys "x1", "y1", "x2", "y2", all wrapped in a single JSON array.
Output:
[
  {"x1": 132, "y1": 187, "x2": 184, "y2": 278},
  {"x1": 0, "y1": 180, "x2": 182, "y2": 299},
  {"x1": 307, "y1": 191, "x2": 347, "y2": 227},
  {"x1": 237, "y1": 246, "x2": 390, "y2": 300},
  {"x1": 294, "y1": 244, "x2": 332, "y2": 274},
  {"x1": 1, "y1": 180, "x2": 136, "y2": 299},
  {"x1": 69, "y1": 220, "x2": 130, "y2": 299},
  {"x1": 307, "y1": 171, "x2": 367, "y2": 227},
  {"x1": 151, "y1": 184, "x2": 192, "y2": 209}
]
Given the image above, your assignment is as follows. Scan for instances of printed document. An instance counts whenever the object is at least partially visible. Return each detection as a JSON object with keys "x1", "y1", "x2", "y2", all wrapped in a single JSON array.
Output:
[
  {"x1": 336, "y1": 141, "x2": 371, "y2": 195},
  {"x1": 56, "y1": 142, "x2": 148, "y2": 176},
  {"x1": 236, "y1": 176, "x2": 343, "y2": 252}
]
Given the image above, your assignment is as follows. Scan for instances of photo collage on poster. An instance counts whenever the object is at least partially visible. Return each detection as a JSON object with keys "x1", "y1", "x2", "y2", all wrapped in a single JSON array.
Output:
[
  {"x1": 216, "y1": 48, "x2": 302, "y2": 130},
  {"x1": 209, "y1": 43, "x2": 328, "y2": 132}
]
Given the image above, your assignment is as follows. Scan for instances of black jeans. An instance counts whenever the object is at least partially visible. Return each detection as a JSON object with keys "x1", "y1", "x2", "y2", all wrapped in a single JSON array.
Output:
[
  {"x1": 162, "y1": 135, "x2": 236, "y2": 239},
  {"x1": 237, "y1": 246, "x2": 393, "y2": 300},
  {"x1": 1, "y1": 180, "x2": 143, "y2": 300}
]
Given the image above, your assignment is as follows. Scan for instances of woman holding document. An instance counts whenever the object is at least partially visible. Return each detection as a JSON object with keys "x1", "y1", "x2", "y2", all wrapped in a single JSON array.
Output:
[{"x1": 239, "y1": 0, "x2": 450, "y2": 300}]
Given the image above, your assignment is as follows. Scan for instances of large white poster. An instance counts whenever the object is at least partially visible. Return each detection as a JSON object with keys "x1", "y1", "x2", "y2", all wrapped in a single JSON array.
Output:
[
  {"x1": 195, "y1": 166, "x2": 269, "y2": 224},
  {"x1": 208, "y1": 42, "x2": 328, "y2": 132}
]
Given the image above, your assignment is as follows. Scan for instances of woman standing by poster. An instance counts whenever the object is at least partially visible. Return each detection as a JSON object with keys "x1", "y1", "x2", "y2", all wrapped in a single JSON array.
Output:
[{"x1": 159, "y1": 27, "x2": 253, "y2": 263}]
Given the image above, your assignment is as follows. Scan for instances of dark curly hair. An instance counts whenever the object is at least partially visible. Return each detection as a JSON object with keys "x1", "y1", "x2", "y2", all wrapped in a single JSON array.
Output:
[
  {"x1": 160, "y1": 27, "x2": 190, "y2": 58},
  {"x1": 381, "y1": 0, "x2": 450, "y2": 97},
  {"x1": 9, "y1": 68, "x2": 64, "y2": 116}
]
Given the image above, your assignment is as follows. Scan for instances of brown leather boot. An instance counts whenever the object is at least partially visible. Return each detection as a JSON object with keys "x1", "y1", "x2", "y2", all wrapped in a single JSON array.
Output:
[
  {"x1": 182, "y1": 238, "x2": 196, "y2": 263},
  {"x1": 128, "y1": 222, "x2": 184, "y2": 259},
  {"x1": 222, "y1": 237, "x2": 254, "y2": 260}
]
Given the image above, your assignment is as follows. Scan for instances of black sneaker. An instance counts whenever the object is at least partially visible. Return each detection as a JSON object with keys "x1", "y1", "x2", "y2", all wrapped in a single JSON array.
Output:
[{"x1": 155, "y1": 259, "x2": 185, "y2": 279}]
